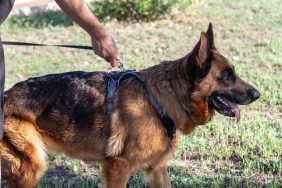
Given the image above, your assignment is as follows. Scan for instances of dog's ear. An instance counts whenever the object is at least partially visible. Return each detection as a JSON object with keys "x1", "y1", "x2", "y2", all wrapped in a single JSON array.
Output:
[
  {"x1": 195, "y1": 32, "x2": 212, "y2": 69},
  {"x1": 206, "y1": 23, "x2": 214, "y2": 49},
  {"x1": 190, "y1": 23, "x2": 214, "y2": 69},
  {"x1": 196, "y1": 23, "x2": 214, "y2": 67},
  {"x1": 188, "y1": 29, "x2": 213, "y2": 84}
]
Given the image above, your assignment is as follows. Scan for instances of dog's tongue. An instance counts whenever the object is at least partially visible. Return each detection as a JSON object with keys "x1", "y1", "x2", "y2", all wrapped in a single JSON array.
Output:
[{"x1": 224, "y1": 99, "x2": 240, "y2": 122}]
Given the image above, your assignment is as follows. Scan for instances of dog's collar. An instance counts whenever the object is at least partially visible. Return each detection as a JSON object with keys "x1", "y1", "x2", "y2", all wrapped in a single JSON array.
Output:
[{"x1": 106, "y1": 70, "x2": 176, "y2": 140}]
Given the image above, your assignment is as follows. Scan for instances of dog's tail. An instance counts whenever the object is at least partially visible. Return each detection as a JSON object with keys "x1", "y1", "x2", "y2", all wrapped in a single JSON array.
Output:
[{"x1": 0, "y1": 116, "x2": 48, "y2": 187}]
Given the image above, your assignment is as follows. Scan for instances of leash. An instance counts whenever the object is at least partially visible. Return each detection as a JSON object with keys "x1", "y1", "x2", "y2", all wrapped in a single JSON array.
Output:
[
  {"x1": 2, "y1": 41, "x2": 93, "y2": 50},
  {"x1": 2, "y1": 41, "x2": 126, "y2": 71}
]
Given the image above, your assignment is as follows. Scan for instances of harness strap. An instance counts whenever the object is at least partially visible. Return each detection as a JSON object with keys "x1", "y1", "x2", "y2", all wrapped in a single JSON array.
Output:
[
  {"x1": 107, "y1": 70, "x2": 176, "y2": 139},
  {"x1": 146, "y1": 87, "x2": 176, "y2": 139}
]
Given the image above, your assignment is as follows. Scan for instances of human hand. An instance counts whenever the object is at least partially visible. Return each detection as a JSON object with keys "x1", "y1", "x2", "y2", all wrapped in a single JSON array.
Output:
[{"x1": 91, "y1": 34, "x2": 118, "y2": 67}]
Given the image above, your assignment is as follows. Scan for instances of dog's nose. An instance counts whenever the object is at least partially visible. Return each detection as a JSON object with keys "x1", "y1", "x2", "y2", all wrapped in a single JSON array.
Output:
[
  {"x1": 248, "y1": 89, "x2": 260, "y2": 101},
  {"x1": 253, "y1": 90, "x2": 260, "y2": 100}
]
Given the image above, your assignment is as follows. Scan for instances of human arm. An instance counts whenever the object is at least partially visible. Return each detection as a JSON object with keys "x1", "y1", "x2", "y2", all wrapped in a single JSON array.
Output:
[{"x1": 55, "y1": 0, "x2": 118, "y2": 67}]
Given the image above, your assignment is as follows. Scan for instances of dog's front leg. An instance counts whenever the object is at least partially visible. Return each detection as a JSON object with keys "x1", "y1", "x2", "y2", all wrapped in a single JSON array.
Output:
[
  {"x1": 143, "y1": 164, "x2": 172, "y2": 188},
  {"x1": 100, "y1": 158, "x2": 132, "y2": 188}
]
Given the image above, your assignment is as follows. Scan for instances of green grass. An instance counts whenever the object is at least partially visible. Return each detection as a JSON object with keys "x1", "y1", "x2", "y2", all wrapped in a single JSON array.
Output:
[{"x1": 1, "y1": 0, "x2": 281, "y2": 187}]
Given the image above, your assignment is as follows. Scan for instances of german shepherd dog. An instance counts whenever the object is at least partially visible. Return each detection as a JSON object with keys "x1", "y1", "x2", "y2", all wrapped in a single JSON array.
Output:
[{"x1": 0, "y1": 24, "x2": 259, "y2": 188}]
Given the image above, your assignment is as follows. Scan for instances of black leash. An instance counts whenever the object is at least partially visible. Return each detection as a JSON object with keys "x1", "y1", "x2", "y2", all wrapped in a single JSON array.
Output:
[
  {"x1": 2, "y1": 41, "x2": 93, "y2": 50},
  {"x1": 2, "y1": 41, "x2": 127, "y2": 71}
]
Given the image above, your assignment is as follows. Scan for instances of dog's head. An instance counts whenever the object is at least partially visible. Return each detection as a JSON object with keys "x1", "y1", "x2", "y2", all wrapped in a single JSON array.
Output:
[{"x1": 189, "y1": 23, "x2": 260, "y2": 121}]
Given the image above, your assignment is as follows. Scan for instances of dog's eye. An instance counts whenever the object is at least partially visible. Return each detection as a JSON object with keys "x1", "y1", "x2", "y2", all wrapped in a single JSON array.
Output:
[
  {"x1": 223, "y1": 69, "x2": 233, "y2": 78},
  {"x1": 218, "y1": 68, "x2": 236, "y2": 83}
]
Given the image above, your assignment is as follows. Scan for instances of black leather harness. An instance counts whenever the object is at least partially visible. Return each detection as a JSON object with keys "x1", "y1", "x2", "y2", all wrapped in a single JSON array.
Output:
[{"x1": 106, "y1": 70, "x2": 176, "y2": 139}]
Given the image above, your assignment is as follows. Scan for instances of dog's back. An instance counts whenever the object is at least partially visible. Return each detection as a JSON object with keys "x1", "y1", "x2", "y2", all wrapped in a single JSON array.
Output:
[
  {"x1": 5, "y1": 71, "x2": 107, "y2": 120},
  {"x1": 1, "y1": 71, "x2": 113, "y2": 187}
]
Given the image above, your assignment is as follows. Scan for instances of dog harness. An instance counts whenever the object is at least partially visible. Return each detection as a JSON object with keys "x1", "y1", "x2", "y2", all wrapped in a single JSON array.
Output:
[{"x1": 106, "y1": 70, "x2": 176, "y2": 139}]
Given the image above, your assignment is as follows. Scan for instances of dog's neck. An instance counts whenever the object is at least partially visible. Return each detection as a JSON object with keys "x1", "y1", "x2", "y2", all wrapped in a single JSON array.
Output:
[{"x1": 141, "y1": 55, "x2": 212, "y2": 134}]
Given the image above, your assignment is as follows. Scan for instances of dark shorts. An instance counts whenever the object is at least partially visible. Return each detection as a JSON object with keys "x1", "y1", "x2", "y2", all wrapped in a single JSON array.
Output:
[
  {"x1": 0, "y1": 0, "x2": 15, "y2": 139},
  {"x1": 0, "y1": 41, "x2": 4, "y2": 139}
]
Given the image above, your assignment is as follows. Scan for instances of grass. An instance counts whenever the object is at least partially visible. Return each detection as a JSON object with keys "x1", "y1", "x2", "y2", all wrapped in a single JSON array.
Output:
[{"x1": 1, "y1": 0, "x2": 281, "y2": 187}]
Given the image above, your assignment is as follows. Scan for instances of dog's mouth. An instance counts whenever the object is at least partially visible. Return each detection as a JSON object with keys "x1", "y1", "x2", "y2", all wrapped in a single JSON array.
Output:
[{"x1": 209, "y1": 95, "x2": 240, "y2": 122}]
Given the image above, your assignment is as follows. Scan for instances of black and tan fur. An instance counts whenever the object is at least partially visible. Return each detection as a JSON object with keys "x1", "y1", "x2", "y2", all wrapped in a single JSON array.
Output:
[{"x1": 0, "y1": 24, "x2": 259, "y2": 188}]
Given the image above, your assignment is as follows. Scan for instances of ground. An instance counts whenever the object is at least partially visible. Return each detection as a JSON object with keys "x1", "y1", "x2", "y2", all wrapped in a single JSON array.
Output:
[{"x1": 1, "y1": 0, "x2": 281, "y2": 187}]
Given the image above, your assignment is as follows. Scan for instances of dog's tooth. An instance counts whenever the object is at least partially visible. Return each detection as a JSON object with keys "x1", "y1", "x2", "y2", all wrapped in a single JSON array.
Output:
[{"x1": 220, "y1": 99, "x2": 227, "y2": 106}]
